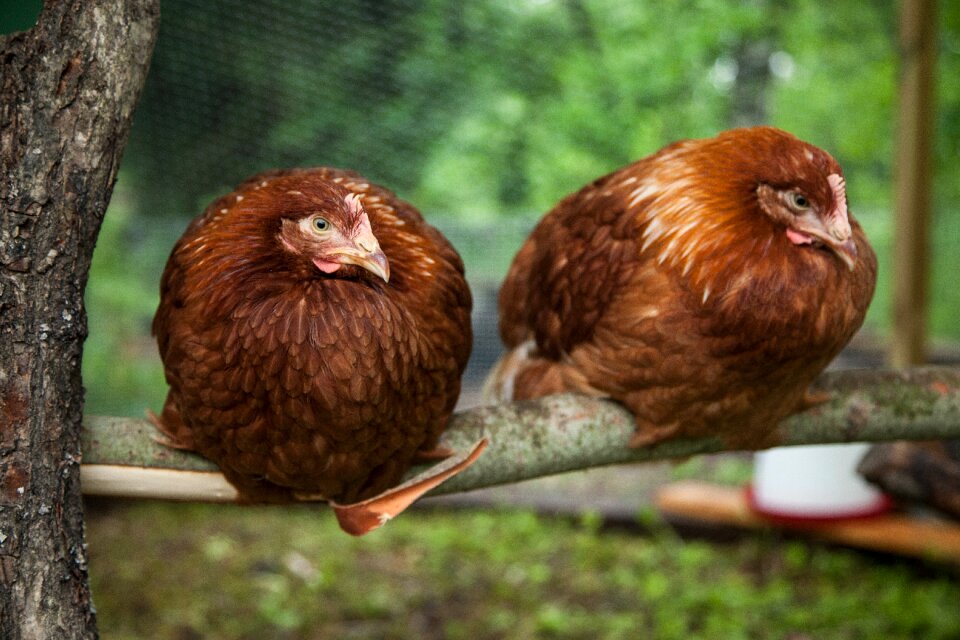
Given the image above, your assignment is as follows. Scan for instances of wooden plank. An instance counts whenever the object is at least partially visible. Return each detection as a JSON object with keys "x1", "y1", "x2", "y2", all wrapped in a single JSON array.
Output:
[
  {"x1": 81, "y1": 465, "x2": 239, "y2": 502},
  {"x1": 656, "y1": 480, "x2": 960, "y2": 562},
  {"x1": 892, "y1": 0, "x2": 937, "y2": 366}
]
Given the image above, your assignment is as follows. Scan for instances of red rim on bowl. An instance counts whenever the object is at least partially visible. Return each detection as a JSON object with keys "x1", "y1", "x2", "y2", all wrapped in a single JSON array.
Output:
[{"x1": 744, "y1": 484, "x2": 894, "y2": 525}]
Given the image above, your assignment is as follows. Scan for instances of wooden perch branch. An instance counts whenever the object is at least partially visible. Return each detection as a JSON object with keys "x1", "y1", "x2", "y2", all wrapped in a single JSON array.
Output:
[{"x1": 80, "y1": 367, "x2": 960, "y2": 502}]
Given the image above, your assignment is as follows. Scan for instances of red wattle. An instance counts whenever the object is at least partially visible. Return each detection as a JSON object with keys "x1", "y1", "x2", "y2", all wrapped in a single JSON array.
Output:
[
  {"x1": 786, "y1": 228, "x2": 814, "y2": 246},
  {"x1": 313, "y1": 258, "x2": 342, "y2": 273}
]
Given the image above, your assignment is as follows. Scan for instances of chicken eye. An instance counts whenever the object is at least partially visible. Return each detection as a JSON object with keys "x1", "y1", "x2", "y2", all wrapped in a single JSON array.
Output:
[
  {"x1": 312, "y1": 217, "x2": 330, "y2": 232},
  {"x1": 788, "y1": 192, "x2": 811, "y2": 210}
]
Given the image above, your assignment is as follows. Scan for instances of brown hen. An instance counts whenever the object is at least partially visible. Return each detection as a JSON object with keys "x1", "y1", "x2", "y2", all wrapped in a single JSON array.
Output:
[
  {"x1": 487, "y1": 127, "x2": 877, "y2": 449},
  {"x1": 153, "y1": 167, "x2": 477, "y2": 531}
]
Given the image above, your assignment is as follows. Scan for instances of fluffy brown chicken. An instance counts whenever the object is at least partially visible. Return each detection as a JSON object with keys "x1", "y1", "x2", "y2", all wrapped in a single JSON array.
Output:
[
  {"x1": 153, "y1": 167, "x2": 477, "y2": 532},
  {"x1": 487, "y1": 126, "x2": 877, "y2": 449}
]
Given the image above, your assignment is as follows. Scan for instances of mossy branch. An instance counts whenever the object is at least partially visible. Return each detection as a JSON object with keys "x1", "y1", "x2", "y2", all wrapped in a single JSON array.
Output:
[{"x1": 81, "y1": 367, "x2": 960, "y2": 501}]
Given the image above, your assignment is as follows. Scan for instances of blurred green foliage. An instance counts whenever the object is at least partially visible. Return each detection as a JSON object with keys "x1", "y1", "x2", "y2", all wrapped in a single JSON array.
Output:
[
  {"x1": 0, "y1": 0, "x2": 42, "y2": 34},
  {"x1": 125, "y1": 0, "x2": 960, "y2": 220},
  {"x1": 83, "y1": 185, "x2": 174, "y2": 417}
]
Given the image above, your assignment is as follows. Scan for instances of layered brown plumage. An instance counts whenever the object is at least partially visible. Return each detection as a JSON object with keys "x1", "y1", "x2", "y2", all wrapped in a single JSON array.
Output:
[
  {"x1": 153, "y1": 167, "x2": 472, "y2": 506},
  {"x1": 488, "y1": 127, "x2": 877, "y2": 449}
]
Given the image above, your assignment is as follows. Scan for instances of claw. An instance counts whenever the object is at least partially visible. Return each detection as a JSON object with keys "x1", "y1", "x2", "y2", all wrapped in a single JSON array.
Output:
[
  {"x1": 628, "y1": 422, "x2": 681, "y2": 449},
  {"x1": 413, "y1": 443, "x2": 455, "y2": 462},
  {"x1": 798, "y1": 389, "x2": 831, "y2": 412},
  {"x1": 147, "y1": 408, "x2": 195, "y2": 450},
  {"x1": 329, "y1": 438, "x2": 488, "y2": 536}
]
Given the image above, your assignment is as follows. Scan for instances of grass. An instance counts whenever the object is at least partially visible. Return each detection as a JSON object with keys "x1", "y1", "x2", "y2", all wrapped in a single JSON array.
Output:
[{"x1": 85, "y1": 501, "x2": 960, "y2": 640}]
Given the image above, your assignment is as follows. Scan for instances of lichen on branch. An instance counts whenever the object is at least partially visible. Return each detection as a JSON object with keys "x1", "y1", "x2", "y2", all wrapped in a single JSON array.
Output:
[{"x1": 81, "y1": 367, "x2": 960, "y2": 500}]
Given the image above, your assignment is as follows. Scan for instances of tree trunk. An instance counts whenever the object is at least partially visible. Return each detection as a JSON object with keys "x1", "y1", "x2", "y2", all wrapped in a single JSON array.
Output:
[{"x1": 0, "y1": 2, "x2": 159, "y2": 638}]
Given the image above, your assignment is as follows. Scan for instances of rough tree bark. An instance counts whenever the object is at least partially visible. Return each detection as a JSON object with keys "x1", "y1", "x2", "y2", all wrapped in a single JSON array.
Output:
[{"x1": 0, "y1": 2, "x2": 159, "y2": 638}]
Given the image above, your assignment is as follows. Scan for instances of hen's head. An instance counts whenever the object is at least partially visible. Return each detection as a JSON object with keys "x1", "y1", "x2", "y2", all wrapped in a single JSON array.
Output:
[
  {"x1": 268, "y1": 179, "x2": 390, "y2": 283},
  {"x1": 630, "y1": 127, "x2": 870, "y2": 288},
  {"x1": 736, "y1": 129, "x2": 857, "y2": 271}
]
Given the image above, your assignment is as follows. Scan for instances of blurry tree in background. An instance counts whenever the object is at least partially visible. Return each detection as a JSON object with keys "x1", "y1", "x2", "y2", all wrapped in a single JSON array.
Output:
[{"x1": 4, "y1": 0, "x2": 957, "y2": 416}]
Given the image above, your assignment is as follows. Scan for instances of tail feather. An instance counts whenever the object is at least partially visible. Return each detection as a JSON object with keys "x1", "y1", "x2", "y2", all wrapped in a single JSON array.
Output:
[
  {"x1": 482, "y1": 340, "x2": 536, "y2": 403},
  {"x1": 482, "y1": 340, "x2": 607, "y2": 403},
  {"x1": 330, "y1": 438, "x2": 488, "y2": 536}
]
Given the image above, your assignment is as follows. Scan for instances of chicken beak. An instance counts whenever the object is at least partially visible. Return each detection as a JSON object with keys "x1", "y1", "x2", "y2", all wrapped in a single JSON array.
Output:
[
  {"x1": 320, "y1": 212, "x2": 390, "y2": 282},
  {"x1": 788, "y1": 210, "x2": 858, "y2": 272},
  {"x1": 792, "y1": 228, "x2": 858, "y2": 271},
  {"x1": 356, "y1": 246, "x2": 391, "y2": 283},
  {"x1": 831, "y1": 236, "x2": 858, "y2": 271},
  {"x1": 331, "y1": 235, "x2": 390, "y2": 283}
]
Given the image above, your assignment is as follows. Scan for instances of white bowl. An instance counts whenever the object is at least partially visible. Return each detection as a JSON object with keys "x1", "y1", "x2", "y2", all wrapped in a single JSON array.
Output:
[{"x1": 748, "y1": 443, "x2": 891, "y2": 521}]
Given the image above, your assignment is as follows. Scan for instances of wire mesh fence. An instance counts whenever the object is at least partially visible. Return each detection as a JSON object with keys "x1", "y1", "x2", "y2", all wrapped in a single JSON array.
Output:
[{"x1": 63, "y1": 0, "x2": 959, "y2": 416}]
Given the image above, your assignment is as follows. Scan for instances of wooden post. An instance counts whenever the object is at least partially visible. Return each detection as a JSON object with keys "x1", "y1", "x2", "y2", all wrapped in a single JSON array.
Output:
[{"x1": 892, "y1": 0, "x2": 936, "y2": 366}]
